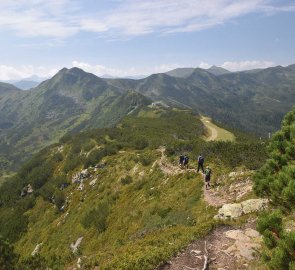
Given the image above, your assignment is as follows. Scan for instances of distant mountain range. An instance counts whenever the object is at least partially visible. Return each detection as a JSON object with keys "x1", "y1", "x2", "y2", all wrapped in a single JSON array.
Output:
[
  {"x1": 1, "y1": 75, "x2": 46, "y2": 90},
  {"x1": 1, "y1": 64, "x2": 295, "y2": 173}
]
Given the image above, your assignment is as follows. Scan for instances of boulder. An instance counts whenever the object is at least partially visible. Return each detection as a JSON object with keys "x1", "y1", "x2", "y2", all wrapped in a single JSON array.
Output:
[
  {"x1": 70, "y1": 237, "x2": 83, "y2": 254},
  {"x1": 77, "y1": 182, "x2": 84, "y2": 191},
  {"x1": 224, "y1": 228, "x2": 262, "y2": 260},
  {"x1": 215, "y1": 199, "x2": 268, "y2": 220},
  {"x1": 241, "y1": 199, "x2": 268, "y2": 214},
  {"x1": 215, "y1": 203, "x2": 244, "y2": 219},
  {"x1": 31, "y1": 243, "x2": 43, "y2": 256},
  {"x1": 72, "y1": 169, "x2": 90, "y2": 184},
  {"x1": 89, "y1": 178, "x2": 97, "y2": 187},
  {"x1": 21, "y1": 184, "x2": 34, "y2": 197}
]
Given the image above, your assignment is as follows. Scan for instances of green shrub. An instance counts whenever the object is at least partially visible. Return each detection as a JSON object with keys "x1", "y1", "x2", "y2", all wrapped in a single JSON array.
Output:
[
  {"x1": 139, "y1": 155, "x2": 153, "y2": 166},
  {"x1": 0, "y1": 235, "x2": 19, "y2": 269},
  {"x1": 121, "y1": 175, "x2": 133, "y2": 185},
  {"x1": 81, "y1": 201, "x2": 110, "y2": 233},
  {"x1": 133, "y1": 137, "x2": 149, "y2": 150},
  {"x1": 20, "y1": 254, "x2": 48, "y2": 270},
  {"x1": 52, "y1": 152, "x2": 63, "y2": 162}
]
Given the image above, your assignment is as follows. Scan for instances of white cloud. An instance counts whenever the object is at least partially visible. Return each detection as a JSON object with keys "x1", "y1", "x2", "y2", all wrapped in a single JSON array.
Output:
[
  {"x1": 0, "y1": 60, "x2": 279, "y2": 80},
  {"x1": 0, "y1": 65, "x2": 59, "y2": 81},
  {"x1": 199, "y1": 62, "x2": 211, "y2": 69},
  {"x1": 221, "y1": 60, "x2": 275, "y2": 71},
  {"x1": 0, "y1": 0, "x2": 294, "y2": 39},
  {"x1": 71, "y1": 61, "x2": 180, "y2": 77}
]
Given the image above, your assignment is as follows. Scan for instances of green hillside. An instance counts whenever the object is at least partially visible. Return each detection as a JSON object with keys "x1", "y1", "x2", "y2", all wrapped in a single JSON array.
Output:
[
  {"x1": 112, "y1": 64, "x2": 295, "y2": 135},
  {"x1": 0, "y1": 108, "x2": 266, "y2": 269},
  {"x1": 0, "y1": 68, "x2": 150, "y2": 175},
  {"x1": 2, "y1": 64, "x2": 295, "y2": 178}
]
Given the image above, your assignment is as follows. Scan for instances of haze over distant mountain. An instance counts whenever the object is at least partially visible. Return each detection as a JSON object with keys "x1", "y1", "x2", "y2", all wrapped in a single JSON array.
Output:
[
  {"x1": 12, "y1": 80, "x2": 40, "y2": 90},
  {"x1": 165, "y1": 68, "x2": 195, "y2": 78},
  {"x1": 206, "y1": 65, "x2": 231, "y2": 76},
  {"x1": 2, "y1": 75, "x2": 46, "y2": 90}
]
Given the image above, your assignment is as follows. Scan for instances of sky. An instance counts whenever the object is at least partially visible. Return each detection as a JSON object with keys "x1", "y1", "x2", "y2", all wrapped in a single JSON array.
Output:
[{"x1": 0, "y1": 0, "x2": 295, "y2": 80}]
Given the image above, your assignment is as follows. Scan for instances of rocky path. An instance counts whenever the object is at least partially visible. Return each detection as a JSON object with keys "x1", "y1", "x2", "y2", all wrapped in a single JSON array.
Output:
[
  {"x1": 157, "y1": 224, "x2": 261, "y2": 270},
  {"x1": 155, "y1": 147, "x2": 197, "y2": 176},
  {"x1": 156, "y1": 169, "x2": 264, "y2": 270}
]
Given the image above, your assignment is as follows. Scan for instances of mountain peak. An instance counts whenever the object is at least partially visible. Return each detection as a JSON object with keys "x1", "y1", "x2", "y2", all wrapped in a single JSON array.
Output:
[{"x1": 207, "y1": 66, "x2": 230, "y2": 76}]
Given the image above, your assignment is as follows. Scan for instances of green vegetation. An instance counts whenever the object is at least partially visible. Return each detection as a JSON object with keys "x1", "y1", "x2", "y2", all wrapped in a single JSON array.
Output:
[
  {"x1": 2, "y1": 64, "x2": 295, "y2": 177},
  {"x1": 254, "y1": 106, "x2": 295, "y2": 269},
  {"x1": 0, "y1": 68, "x2": 151, "y2": 175},
  {"x1": 0, "y1": 107, "x2": 267, "y2": 269},
  {"x1": 200, "y1": 116, "x2": 235, "y2": 142}
]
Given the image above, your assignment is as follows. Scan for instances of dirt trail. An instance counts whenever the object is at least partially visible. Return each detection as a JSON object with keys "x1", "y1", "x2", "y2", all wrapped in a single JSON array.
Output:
[
  {"x1": 202, "y1": 118, "x2": 218, "y2": 141},
  {"x1": 157, "y1": 223, "x2": 260, "y2": 270},
  {"x1": 155, "y1": 149, "x2": 259, "y2": 270},
  {"x1": 200, "y1": 116, "x2": 235, "y2": 142},
  {"x1": 154, "y1": 147, "x2": 197, "y2": 176}
]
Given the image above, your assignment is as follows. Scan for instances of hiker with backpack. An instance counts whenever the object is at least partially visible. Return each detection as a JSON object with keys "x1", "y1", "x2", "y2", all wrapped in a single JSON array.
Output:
[
  {"x1": 197, "y1": 154, "x2": 204, "y2": 173},
  {"x1": 179, "y1": 154, "x2": 185, "y2": 168},
  {"x1": 183, "y1": 154, "x2": 189, "y2": 169},
  {"x1": 204, "y1": 166, "x2": 212, "y2": 190}
]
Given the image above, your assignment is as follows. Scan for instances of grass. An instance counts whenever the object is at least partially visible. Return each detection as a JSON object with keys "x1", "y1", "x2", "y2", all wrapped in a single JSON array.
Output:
[
  {"x1": 201, "y1": 116, "x2": 235, "y2": 142},
  {"x1": 14, "y1": 149, "x2": 216, "y2": 269},
  {"x1": 0, "y1": 108, "x2": 266, "y2": 269}
]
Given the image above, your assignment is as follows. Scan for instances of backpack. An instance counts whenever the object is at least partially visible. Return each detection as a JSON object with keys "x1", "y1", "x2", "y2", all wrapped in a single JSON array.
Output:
[
  {"x1": 198, "y1": 156, "x2": 204, "y2": 164},
  {"x1": 205, "y1": 168, "x2": 211, "y2": 176}
]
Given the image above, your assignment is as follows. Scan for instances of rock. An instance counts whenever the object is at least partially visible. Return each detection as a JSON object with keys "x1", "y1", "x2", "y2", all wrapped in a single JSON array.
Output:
[
  {"x1": 89, "y1": 178, "x2": 97, "y2": 187},
  {"x1": 77, "y1": 257, "x2": 82, "y2": 269},
  {"x1": 215, "y1": 203, "x2": 244, "y2": 219},
  {"x1": 241, "y1": 199, "x2": 268, "y2": 214},
  {"x1": 215, "y1": 199, "x2": 268, "y2": 219},
  {"x1": 60, "y1": 183, "x2": 69, "y2": 190},
  {"x1": 72, "y1": 169, "x2": 90, "y2": 184},
  {"x1": 77, "y1": 182, "x2": 84, "y2": 191},
  {"x1": 224, "y1": 229, "x2": 262, "y2": 260},
  {"x1": 191, "y1": 249, "x2": 202, "y2": 255},
  {"x1": 31, "y1": 243, "x2": 43, "y2": 256},
  {"x1": 94, "y1": 163, "x2": 106, "y2": 169},
  {"x1": 70, "y1": 237, "x2": 83, "y2": 254},
  {"x1": 228, "y1": 171, "x2": 246, "y2": 178},
  {"x1": 21, "y1": 184, "x2": 34, "y2": 197}
]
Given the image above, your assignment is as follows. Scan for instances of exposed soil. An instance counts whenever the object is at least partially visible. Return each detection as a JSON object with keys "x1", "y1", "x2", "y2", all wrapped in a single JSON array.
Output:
[
  {"x1": 155, "y1": 153, "x2": 260, "y2": 270},
  {"x1": 157, "y1": 221, "x2": 261, "y2": 270}
]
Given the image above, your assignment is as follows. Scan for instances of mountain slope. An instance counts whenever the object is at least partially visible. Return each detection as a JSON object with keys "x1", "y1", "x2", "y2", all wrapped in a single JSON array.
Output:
[
  {"x1": 0, "y1": 68, "x2": 151, "y2": 173},
  {"x1": 0, "y1": 108, "x2": 266, "y2": 269},
  {"x1": 165, "y1": 68, "x2": 195, "y2": 78},
  {"x1": 206, "y1": 65, "x2": 231, "y2": 76},
  {"x1": 129, "y1": 65, "x2": 295, "y2": 135},
  {"x1": 2, "y1": 64, "x2": 295, "y2": 174}
]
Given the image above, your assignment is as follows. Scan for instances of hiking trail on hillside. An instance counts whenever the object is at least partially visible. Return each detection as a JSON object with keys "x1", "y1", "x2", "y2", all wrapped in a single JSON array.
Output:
[
  {"x1": 200, "y1": 116, "x2": 235, "y2": 142},
  {"x1": 154, "y1": 147, "x2": 197, "y2": 175},
  {"x1": 156, "y1": 171, "x2": 261, "y2": 270},
  {"x1": 155, "y1": 120, "x2": 262, "y2": 269}
]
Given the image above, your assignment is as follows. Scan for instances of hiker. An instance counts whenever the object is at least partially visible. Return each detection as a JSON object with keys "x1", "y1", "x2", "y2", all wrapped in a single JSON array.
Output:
[
  {"x1": 197, "y1": 154, "x2": 204, "y2": 173},
  {"x1": 204, "y1": 166, "x2": 212, "y2": 190},
  {"x1": 183, "y1": 154, "x2": 189, "y2": 169},
  {"x1": 179, "y1": 154, "x2": 184, "y2": 168}
]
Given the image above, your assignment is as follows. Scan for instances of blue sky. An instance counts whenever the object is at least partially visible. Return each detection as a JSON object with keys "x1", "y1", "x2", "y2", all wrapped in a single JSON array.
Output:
[{"x1": 0, "y1": 0, "x2": 295, "y2": 80}]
